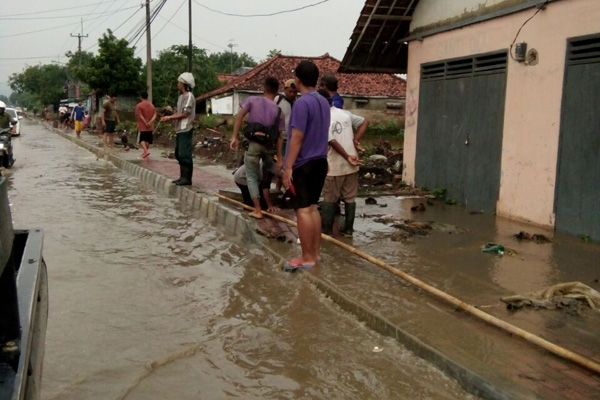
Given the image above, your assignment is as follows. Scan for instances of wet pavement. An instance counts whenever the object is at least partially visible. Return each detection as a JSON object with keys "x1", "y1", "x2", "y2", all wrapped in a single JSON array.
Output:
[{"x1": 5, "y1": 120, "x2": 479, "y2": 399}]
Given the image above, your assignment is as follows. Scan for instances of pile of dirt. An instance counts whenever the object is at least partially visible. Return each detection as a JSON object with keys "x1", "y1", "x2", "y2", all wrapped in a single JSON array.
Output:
[{"x1": 358, "y1": 140, "x2": 410, "y2": 194}]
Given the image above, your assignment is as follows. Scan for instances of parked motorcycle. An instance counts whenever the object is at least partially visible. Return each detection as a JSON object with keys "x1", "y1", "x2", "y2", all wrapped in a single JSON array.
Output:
[{"x1": 0, "y1": 127, "x2": 15, "y2": 169}]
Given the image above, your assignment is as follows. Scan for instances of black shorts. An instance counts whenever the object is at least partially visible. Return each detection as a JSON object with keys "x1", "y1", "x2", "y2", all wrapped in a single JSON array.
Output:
[
  {"x1": 104, "y1": 120, "x2": 116, "y2": 133},
  {"x1": 139, "y1": 131, "x2": 153, "y2": 144},
  {"x1": 290, "y1": 158, "x2": 328, "y2": 210}
]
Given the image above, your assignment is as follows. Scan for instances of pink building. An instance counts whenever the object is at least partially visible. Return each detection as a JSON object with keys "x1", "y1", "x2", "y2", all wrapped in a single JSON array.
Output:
[{"x1": 341, "y1": 0, "x2": 600, "y2": 241}]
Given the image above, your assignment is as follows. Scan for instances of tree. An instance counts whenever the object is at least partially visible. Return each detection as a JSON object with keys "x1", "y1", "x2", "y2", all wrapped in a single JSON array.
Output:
[
  {"x1": 0, "y1": 95, "x2": 9, "y2": 104},
  {"x1": 208, "y1": 51, "x2": 257, "y2": 73},
  {"x1": 145, "y1": 45, "x2": 220, "y2": 107},
  {"x1": 66, "y1": 50, "x2": 94, "y2": 82},
  {"x1": 9, "y1": 64, "x2": 67, "y2": 105},
  {"x1": 82, "y1": 30, "x2": 143, "y2": 95},
  {"x1": 266, "y1": 49, "x2": 282, "y2": 59}
]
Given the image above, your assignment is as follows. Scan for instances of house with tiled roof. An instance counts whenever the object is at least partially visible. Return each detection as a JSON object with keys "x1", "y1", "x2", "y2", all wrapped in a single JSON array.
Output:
[{"x1": 196, "y1": 53, "x2": 406, "y2": 115}]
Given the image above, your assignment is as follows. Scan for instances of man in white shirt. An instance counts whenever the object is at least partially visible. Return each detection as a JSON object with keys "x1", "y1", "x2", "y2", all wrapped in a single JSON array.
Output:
[
  {"x1": 317, "y1": 90, "x2": 369, "y2": 237},
  {"x1": 274, "y1": 79, "x2": 298, "y2": 149}
]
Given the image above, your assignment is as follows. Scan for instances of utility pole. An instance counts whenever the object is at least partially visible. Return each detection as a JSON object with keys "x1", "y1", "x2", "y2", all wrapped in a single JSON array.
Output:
[
  {"x1": 188, "y1": 0, "x2": 192, "y2": 72},
  {"x1": 227, "y1": 40, "x2": 238, "y2": 74},
  {"x1": 71, "y1": 19, "x2": 88, "y2": 100},
  {"x1": 145, "y1": 0, "x2": 153, "y2": 102}
]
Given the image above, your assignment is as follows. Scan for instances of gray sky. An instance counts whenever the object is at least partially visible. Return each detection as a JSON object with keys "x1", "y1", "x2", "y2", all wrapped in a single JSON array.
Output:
[{"x1": 0, "y1": 0, "x2": 365, "y2": 97}]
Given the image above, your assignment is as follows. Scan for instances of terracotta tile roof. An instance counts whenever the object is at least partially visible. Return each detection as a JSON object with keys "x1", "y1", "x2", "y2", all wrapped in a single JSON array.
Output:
[{"x1": 196, "y1": 53, "x2": 406, "y2": 102}]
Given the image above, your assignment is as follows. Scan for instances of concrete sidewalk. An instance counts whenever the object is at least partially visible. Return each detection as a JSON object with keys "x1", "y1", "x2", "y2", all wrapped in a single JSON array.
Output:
[{"x1": 50, "y1": 124, "x2": 600, "y2": 400}]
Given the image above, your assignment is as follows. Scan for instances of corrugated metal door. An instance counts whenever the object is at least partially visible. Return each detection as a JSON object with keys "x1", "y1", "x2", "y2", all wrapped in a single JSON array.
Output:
[
  {"x1": 555, "y1": 34, "x2": 600, "y2": 240},
  {"x1": 416, "y1": 52, "x2": 507, "y2": 212}
]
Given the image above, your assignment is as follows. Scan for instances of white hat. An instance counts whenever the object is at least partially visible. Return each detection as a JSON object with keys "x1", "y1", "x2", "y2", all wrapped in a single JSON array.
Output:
[
  {"x1": 0, "y1": 101, "x2": 5, "y2": 108},
  {"x1": 178, "y1": 72, "x2": 195, "y2": 89}
]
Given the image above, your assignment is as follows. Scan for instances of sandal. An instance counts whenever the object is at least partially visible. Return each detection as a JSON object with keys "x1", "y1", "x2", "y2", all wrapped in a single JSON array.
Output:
[
  {"x1": 248, "y1": 211, "x2": 264, "y2": 219},
  {"x1": 283, "y1": 258, "x2": 315, "y2": 272}
]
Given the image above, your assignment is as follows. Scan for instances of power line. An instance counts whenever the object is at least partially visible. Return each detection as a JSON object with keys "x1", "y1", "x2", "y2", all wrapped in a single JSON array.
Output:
[
  {"x1": 0, "y1": 0, "x2": 119, "y2": 17},
  {"x1": 192, "y1": 0, "x2": 332, "y2": 17},
  {"x1": 156, "y1": 14, "x2": 227, "y2": 51},
  {"x1": 131, "y1": 0, "x2": 176, "y2": 49},
  {"x1": 0, "y1": 5, "x2": 145, "y2": 39},
  {"x1": 127, "y1": 0, "x2": 166, "y2": 44}
]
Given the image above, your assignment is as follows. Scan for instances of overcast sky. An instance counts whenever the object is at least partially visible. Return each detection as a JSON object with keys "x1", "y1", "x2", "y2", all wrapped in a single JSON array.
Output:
[{"x1": 0, "y1": 0, "x2": 365, "y2": 96}]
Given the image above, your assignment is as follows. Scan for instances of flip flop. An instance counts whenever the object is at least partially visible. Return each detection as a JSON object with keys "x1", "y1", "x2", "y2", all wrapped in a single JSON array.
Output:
[
  {"x1": 142, "y1": 152, "x2": 150, "y2": 159},
  {"x1": 283, "y1": 259, "x2": 315, "y2": 272},
  {"x1": 248, "y1": 211, "x2": 263, "y2": 219}
]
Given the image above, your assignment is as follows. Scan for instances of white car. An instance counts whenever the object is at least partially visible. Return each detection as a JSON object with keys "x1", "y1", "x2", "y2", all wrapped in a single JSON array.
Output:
[{"x1": 5, "y1": 108, "x2": 21, "y2": 137}]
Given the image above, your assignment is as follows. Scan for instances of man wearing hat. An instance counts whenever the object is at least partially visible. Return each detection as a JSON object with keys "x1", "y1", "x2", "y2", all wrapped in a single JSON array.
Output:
[
  {"x1": 320, "y1": 74, "x2": 344, "y2": 109},
  {"x1": 160, "y1": 72, "x2": 196, "y2": 186},
  {"x1": 274, "y1": 79, "x2": 298, "y2": 148}
]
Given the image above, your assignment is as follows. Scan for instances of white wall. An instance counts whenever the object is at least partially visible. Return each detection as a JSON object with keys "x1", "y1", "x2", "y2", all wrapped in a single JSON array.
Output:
[{"x1": 211, "y1": 96, "x2": 233, "y2": 115}]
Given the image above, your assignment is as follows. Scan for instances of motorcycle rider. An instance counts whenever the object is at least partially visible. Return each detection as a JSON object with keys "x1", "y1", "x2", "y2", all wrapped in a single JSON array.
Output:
[
  {"x1": 0, "y1": 101, "x2": 17, "y2": 134},
  {"x1": 0, "y1": 101, "x2": 17, "y2": 171}
]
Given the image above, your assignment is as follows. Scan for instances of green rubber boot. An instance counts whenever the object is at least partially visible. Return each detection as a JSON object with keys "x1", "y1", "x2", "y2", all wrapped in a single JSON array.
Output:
[
  {"x1": 341, "y1": 202, "x2": 357, "y2": 237},
  {"x1": 320, "y1": 202, "x2": 337, "y2": 235}
]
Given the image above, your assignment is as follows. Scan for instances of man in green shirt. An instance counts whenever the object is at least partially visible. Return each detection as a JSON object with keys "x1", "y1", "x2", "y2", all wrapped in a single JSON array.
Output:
[{"x1": 101, "y1": 94, "x2": 120, "y2": 151}]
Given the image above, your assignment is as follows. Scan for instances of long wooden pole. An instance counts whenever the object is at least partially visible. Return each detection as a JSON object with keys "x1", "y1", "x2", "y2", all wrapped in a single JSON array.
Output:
[{"x1": 215, "y1": 192, "x2": 600, "y2": 375}]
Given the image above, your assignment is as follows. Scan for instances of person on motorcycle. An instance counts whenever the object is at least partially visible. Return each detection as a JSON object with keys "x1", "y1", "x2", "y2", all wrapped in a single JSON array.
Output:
[
  {"x1": 0, "y1": 101, "x2": 17, "y2": 171},
  {"x1": 0, "y1": 101, "x2": 17, "y2": 134}
]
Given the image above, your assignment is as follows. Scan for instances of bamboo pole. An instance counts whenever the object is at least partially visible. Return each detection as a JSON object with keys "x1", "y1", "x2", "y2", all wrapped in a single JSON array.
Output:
[{"x1": 215, "y1": 192, "x2": 600, "y2": 375}]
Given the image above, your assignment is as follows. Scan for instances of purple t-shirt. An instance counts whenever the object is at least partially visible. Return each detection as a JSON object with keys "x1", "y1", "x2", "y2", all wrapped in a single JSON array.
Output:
[
  {"x1": 286, "y1": 91, "x2": 330, "y2": 168},
  {"x1": 240, "y1": 96, "x2": 285, "y2": 132}
]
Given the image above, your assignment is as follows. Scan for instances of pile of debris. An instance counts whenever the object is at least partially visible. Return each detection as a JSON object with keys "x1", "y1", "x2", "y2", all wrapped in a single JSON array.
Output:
[{"x1": 359, "y1": 140, "x2": 405, "y2": 192}]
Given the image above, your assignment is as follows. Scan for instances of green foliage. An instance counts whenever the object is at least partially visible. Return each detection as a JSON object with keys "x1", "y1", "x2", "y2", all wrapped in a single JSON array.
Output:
[
  {"x1": 65, "y1": 50, "x2": 95, "y2": 84},
  {"x1": 581, "y1": 235, "x2": 591, "y2": 243},
  {"x1": 432, "y1": 188, "x2": 447, "y2": 200},
  {"x1": 266, "y1": 49, "x2": 282, "y2": 59},
  {"x1": 146, "y1": 45, "x2": 220, "y2": 108},
  {"x1": 0, "y1": 95, "x2": 9, "y2": 104},
  {"x1": 208, "y1": 51, "x2": 257, "y2": 74},
  {"x1": 197, "y1": 114, "x2": 223, "y2": 129},
  {"x1": 9, "y1": 64, "x2": 66, "y2": 105},
  {"x1": 366, "y1": 119, "x2": 404, "y2": 138},
  {"x1": 83, "y1": 30, "x2": 143, "y2": 96}
]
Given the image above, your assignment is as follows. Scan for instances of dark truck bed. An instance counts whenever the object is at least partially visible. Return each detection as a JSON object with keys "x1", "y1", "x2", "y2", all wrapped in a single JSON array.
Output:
[{"x1": 0, "y1": 177, "x2": 48, "y2": 400}]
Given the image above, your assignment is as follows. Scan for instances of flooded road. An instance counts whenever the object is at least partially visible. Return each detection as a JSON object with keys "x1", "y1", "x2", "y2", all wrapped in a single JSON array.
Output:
[{"x1": 5, "y1": 121, "x2": 476, "y2": 400}]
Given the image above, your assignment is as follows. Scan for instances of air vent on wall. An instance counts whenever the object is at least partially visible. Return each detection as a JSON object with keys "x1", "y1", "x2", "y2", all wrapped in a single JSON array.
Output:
[
  {"x1": 421, "y1": 51, "x2": 507, "y2": 80},
  {"x1": 568, "y1": 35, "x2": 600, "y2": 65}
]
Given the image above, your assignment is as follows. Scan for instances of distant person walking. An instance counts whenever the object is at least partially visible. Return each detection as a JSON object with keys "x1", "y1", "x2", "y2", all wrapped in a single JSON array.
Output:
[
  {"x1": 58, "y1": 104, "x2": 69, "y2": 129},
  {"x1": 102, "y1": 94, "x2": 120, "y2": 151},
  {"x1": 160, "y1": 72, "x2": 196, "y2": 186},
  {"x1": 317, "y1": 89, "x2": 368, "y2": 237},
  {"x1": 282, "y1": 60, "x2": 330, "y2": 271},
  {"x1": 71, "y1": 100, "x2": 85, "y2": 138},
  {"x1": 135, "y1": 91, "x2": 156, "y2": 159},
  {"x1": 320, "y1": 74, "x2": 344, "y2": 109},
  {"x1": 230, "y1": 76, "x2": 284, "y2": 219}
]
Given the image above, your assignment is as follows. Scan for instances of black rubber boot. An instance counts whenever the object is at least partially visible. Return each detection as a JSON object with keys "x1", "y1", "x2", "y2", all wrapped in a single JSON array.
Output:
[
  {"x1": 320, "y1": 202, "x2": 337, "y2": 235},
  {"x1": 341, "y1": 202, "x2": 357, "y2": 237}
]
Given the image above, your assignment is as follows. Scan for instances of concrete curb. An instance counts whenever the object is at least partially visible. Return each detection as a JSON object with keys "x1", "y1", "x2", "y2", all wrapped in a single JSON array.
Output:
[{"x1": 48, "y1": 124, "x2": 516, "y2": 400}]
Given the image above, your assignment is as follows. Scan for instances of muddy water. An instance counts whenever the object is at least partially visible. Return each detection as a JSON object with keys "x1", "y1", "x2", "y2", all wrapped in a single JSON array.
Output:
[
  {"x1": 348, "y1": 195, "x2": 600, "y2": 364},
  {"x1": 6, "y1": 122, "x2": 476, "y2": 400}
]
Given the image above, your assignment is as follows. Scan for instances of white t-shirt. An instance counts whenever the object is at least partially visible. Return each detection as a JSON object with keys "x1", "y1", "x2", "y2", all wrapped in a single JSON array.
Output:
[
  {"x1": 274, "y1": 95, "x2": 292, "y2": 140},
  {"x1": 327, "y1": 107, "x2": 364, "y2": 176},
  {"x1": 58, "y1": 106, "x2": 68, "y2": 115}
]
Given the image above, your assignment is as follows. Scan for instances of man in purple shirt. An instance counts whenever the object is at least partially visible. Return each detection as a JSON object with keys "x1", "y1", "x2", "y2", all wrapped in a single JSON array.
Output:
[
  {"x1": 230, "y1": 77, "x2": 285, "y2": 219},
  {"x1": 282, "y1": 60, "x2": 330, "y2": 271}
]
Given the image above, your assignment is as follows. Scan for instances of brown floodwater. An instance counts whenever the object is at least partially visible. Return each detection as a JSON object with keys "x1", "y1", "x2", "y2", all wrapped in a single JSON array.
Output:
[{"x1": 4, "y1": 121, "x2": 477, "y2": 400}]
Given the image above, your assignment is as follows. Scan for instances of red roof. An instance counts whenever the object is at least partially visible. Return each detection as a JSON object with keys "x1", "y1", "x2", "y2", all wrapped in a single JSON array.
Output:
[{"x1": 197, "y1": 53, "x2": 406, "y2": 102}]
